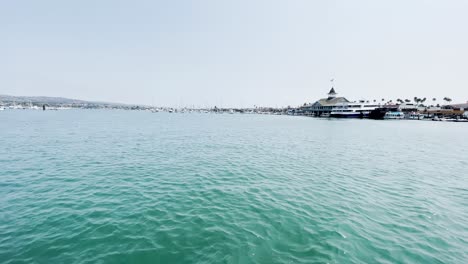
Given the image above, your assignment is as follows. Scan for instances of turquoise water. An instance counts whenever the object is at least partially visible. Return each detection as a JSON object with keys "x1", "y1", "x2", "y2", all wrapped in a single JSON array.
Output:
[{"x1": 1, "y1": 110, "x2": 467, "y2": 263}]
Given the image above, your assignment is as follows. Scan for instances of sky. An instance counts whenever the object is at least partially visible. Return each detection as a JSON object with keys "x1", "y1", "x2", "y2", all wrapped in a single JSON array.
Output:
[{"x1": 1, "y1": 0, "x2": 467, "y2": 107}]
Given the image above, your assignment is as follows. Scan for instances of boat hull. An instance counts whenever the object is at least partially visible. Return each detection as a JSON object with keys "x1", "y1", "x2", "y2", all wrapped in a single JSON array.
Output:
[
  {"x1": 369, "y1": 109, "x2": 387, "y2": 119},
  {"x1": 330, "y1": 113, "x2": 367, "y2": 118}
]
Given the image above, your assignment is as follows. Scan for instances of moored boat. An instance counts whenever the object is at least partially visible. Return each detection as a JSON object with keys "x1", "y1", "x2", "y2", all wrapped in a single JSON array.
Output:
[
  {"x1": 369, "y1": 105, "x2": 399, "y2": 119},
  {"x1": 330, "y1": 101, "x2": 379, "y2": 118},
  {"x1": 405, "y1": 112, "x2": 425, "y2": 120},
  {"x1": 384, "y1": 111, "x2": 405, "y2": 119}
]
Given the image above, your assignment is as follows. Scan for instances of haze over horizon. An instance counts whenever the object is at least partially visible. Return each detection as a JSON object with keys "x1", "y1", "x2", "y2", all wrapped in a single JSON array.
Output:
[{"x1": 2, "y1": 0, "x2": 468, "y2": 107}]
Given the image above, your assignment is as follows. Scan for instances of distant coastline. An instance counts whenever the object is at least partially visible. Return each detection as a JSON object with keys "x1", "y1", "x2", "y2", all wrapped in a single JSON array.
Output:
[
  {"x1": 1, "y1": 94, "x2": 467, "y2": 122},
  {"x1": 0, "y1": 95, "x2": 148, "y2": 111}
]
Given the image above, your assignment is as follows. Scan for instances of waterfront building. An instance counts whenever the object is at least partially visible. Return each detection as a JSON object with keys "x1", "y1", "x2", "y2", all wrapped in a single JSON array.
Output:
[
  {"x1": 418, "y1": 102, "x2": 468, "y2": 117},
  {"x1": 446, "y1": 102, "x2": 468, "y2": 112},
  {"x1": 300, "y1": 88, "x2": 349, "y2": 116}
]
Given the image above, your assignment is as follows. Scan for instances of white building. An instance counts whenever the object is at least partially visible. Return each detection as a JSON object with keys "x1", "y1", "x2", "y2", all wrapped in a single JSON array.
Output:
[{"x1": 300, "y1": 88, "x2": 349, "y2": 116}]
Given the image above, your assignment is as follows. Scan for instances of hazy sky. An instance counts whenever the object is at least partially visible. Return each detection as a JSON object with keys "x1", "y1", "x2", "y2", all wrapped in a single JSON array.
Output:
[{"x1": 2, "y1": 0, "x2": 467, "y2": 107}]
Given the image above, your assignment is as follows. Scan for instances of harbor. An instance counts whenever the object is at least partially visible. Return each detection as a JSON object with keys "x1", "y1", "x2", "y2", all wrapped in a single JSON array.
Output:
[
  {"x1": 2, "y1": 90, "x2": 467, "y2": 122},
  {"x1": 290, "y1": 88, "x2": 468, "y2": 122}
]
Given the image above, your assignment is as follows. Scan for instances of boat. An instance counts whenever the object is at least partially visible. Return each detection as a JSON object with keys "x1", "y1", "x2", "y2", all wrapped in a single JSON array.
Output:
[
  {"x1": 368, "y1": 105, "x2": 399, "y2": 119},
  {"x1": 384, "y1": 111, "x2": 405, "y2": 119},
  {"x1": 0, "y1": 107, "x2": 4, "y2": 111},
  {"x1": 368, "y1": 108, "x2": 387, "y2": 119},
  {"x1": 405, "y1": 113, "x2": 424, "y2": 120},
  {"x1": 330, "y1": 101, "x2": 379, "y2": 118},
  {"x1": 432, "y1": 116, "x2": 448, "y2": 121}
]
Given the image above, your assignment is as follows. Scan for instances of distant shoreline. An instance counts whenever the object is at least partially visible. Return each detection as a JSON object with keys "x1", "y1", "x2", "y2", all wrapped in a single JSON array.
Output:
[{"x1": 1, "y1": 94, "x2": 467, "y2": 122}]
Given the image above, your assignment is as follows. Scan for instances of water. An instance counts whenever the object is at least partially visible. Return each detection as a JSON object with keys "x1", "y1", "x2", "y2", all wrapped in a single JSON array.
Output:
[{"x1": 1, "y1": 110, "x2": 467, "y2": 263}]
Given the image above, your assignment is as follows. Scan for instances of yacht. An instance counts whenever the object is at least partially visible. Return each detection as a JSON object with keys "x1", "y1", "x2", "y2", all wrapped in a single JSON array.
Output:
[
  {"x1": 330, "y1": 101, "x2": 379, "y2": 118},
  {"x1": 384, "y1": 111, "x2": 405, "y2": 119},
  {"x1": 405, "y1": 112, "x2": 424, "y2": 120},
  {"x1": 368, "y1": 105, "x2": 399, "y2": 119}
]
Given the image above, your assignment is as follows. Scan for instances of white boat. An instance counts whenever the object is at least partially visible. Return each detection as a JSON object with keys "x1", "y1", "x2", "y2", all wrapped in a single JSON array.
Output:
[
  {"x1": 9, "y1": 104, "x2": 22, "y2": 110},
  {"x1": 330, "y1": 101, "x2": 379, "y2": 118},
  {"x1": 384, "y1": 111, "x2": 405, "y2": 119},
  {"x1": 432, "y1": 116, "x2": 448, "y2": 121},
  {"x1": 405, "y1": 113, "x2": 424, "y2": 120}
]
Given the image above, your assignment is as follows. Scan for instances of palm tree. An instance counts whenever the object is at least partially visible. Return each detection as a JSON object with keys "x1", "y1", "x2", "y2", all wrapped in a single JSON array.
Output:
[
  {"x1": 405, "y1": 99, "x2": 411, "y2": 103},
  {"x1": 416, "y1": 98, "x2": 426, "y2": 107},
  {"x1": 432, "y1": 98, "x2": 436, "y2": 102},
  {"x1": 381, "y1": 98, "x2": 385, "y2": 102}
]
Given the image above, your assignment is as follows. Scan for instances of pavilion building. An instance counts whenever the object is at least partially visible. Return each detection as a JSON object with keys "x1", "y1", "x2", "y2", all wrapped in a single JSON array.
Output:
[{"x1": 300, "y1": 88, "x2": 349, "y2": 116}]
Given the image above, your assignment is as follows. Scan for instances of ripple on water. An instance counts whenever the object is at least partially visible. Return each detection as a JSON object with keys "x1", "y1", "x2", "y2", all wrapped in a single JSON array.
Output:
[{"x1": 0, "y1": 112, "x2": 467, "y2": 263}]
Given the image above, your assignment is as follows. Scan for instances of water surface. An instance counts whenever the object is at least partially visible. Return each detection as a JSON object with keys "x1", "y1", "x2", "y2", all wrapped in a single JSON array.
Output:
[{"x1": 1, "y1": 110, "x2": 467, "y2": 263}]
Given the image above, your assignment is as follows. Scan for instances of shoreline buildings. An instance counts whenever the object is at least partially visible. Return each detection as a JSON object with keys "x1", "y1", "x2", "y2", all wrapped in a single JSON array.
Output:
[
  {"x1": 299, "y1": 88, "x2": 349, "y2": 116},
  {"x1": 299, "y1": 88, "x2": 380, "y2": 118},
  {"x1": 295, "y1": 87, "x2": 467, "y2": 120}
]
